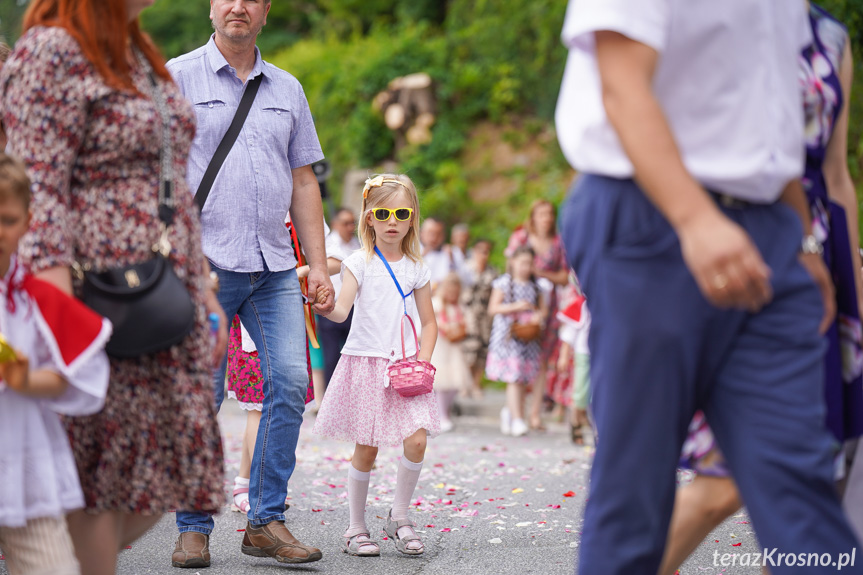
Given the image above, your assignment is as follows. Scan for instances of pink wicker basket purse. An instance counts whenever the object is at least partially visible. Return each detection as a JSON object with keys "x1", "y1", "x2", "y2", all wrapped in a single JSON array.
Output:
[
  {"x1": 388, "y1": 314, "x2": 436, "y2": 397},
  {"x1": 373, "y1": 245, "x2": 435, "y2": 397}
]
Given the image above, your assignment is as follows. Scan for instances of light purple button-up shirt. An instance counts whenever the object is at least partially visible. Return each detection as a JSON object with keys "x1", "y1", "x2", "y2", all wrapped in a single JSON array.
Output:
[{"x1": 167, "y1": 36, "x2": 324, "y2": 272}]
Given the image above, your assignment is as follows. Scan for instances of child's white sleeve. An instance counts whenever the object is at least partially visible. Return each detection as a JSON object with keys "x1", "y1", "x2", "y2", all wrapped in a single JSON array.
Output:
[
  {"x1": 34, "y1": 330, "x2": 110, "y2": 417},
  {"x1": 342, "y1": 252, "x2": 366, "y2": 288}
]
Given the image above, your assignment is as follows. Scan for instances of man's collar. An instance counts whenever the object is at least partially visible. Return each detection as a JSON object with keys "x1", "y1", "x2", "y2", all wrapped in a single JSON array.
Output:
[{"x1": 205, "y1": 34, "x2": 268, "y2": 80}]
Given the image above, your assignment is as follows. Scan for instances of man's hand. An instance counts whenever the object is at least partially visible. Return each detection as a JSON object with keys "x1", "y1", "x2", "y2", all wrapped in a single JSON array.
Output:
[
  {"x1": 308, "y1": 266, "x2": 335, "y2": 315},
  {"x1": 799, "y1": 252, "x2": 836, "y2": 334},
  {"x1": 204, "y1": 289, "x2": 228, "y2": 368},
  {"x1": 677, "y1": 209, "x2": 773, "y2": 312}
]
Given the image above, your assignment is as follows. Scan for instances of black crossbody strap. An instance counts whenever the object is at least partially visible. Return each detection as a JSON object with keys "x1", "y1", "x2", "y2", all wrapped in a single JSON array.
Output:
[{"x1": 194, "y1": 74, "x2": 263, "y2": 212}]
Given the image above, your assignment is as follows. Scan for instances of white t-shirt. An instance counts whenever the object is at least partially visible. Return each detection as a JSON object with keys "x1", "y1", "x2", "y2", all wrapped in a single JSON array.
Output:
[
  {"x1": 339, "y1": 251, "x2": 431, "y2": 360},
  {"x1": 555, "y1": 0, "x2": 812, "y2": 203},
  {"x1": 423, "y1": 246, "x2": 464, "y2": 288},
  {"x1": 325, "y1": 231, "x2": 361, "y2": 299}
]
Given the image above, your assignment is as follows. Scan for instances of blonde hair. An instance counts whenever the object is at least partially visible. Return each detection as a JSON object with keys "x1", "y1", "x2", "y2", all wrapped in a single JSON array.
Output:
[{"x1": 359, "y1": 173, "x2": 423, "y2": 263}]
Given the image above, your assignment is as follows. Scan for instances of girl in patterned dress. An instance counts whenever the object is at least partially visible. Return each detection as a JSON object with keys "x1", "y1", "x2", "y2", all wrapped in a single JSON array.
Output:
[
  {"x1": 505, "y1": 201, "x2": 569, "y2": 430},
  {"x1": 486, "y1": 245, "x2": 547, "y2": 437},
  {"x1": 313, "y1": 174, "x2": 439, "y2": 557}
]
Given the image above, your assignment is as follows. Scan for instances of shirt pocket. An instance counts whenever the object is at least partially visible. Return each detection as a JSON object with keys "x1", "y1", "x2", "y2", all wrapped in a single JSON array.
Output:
[
  {"x1": 193, "y1": 99, "x2": 230, "y2": 135},
  {"x1": 261, "y1": 107, "x2": 293, "y2": 155}
]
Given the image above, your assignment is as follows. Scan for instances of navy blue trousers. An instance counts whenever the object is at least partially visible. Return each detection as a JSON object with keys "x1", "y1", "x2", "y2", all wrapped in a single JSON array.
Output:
[{"x1": 561, "y1": 175, "x2": 861, "y2": 574}]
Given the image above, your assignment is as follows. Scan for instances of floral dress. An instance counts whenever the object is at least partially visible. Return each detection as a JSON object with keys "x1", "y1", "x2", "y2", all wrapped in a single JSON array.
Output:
[
  {"x1": 0, "y1": 27, "x2": 224, "y2": 514},
  {"x1": 485, "y1": 274, "x2": 542, "y2": 385},
  {"x1": 681, "y1": 4, "x2": 863, "y2": 475},
  {"x1": 226, "y1": 315, "x2": 315, "y2": 409}
]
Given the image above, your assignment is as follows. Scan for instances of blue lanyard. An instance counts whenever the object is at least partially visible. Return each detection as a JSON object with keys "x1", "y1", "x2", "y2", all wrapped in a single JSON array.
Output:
[{"x1": 374, "y1": 245, "x2": 413, "y2": 315}]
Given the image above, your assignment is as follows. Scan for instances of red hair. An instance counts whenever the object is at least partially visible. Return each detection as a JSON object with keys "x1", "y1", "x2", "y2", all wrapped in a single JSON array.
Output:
[{"x1": 23, "y1": 0, "x2": 171, "y2": 91}]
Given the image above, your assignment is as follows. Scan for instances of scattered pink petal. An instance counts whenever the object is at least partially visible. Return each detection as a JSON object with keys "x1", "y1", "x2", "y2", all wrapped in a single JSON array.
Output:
[
  {"x1": 125, "y1": 546, "x2": 132, "y2": 549},
  {"x1": 440, "y1": 528, "x2": 452, "y2": 532},
  {"x1": 732, "y1": 543, "x2": 742, "y2": 547},
  {"x1": 236, "y1": 529, "x2": 245, "y2": 532},
  {"x1": 548, "y1": 505, "x2": 561, "y2": 509},
  {"x1": 311, "y1": 508, "x2": 322, "y2": 512},
  {"x1": 425, "y1": 524, "x2": 435, "y2": 528},
  {"x1": 563, "y1": 491, "x2": 576, "y2": 498}
]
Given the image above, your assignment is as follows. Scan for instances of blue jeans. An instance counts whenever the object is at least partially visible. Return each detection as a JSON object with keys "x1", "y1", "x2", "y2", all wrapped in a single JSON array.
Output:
[
  {"x1": 176, "y1": 263, "x2": 308, "y2": 534},
  {"x1": 562, "y1": 176, "x2": 861, "y2": 574}
]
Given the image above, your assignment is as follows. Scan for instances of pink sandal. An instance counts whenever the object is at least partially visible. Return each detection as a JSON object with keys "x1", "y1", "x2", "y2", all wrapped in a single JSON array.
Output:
[{"x1": 231, "y1": 487, "x2": 250, "y2": 513}]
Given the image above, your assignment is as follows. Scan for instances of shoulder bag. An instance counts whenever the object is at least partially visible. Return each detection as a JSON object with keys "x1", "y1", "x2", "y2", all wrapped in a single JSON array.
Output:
[{"x1": 75, "y1": 56, "x2": 196, "y2": 358}]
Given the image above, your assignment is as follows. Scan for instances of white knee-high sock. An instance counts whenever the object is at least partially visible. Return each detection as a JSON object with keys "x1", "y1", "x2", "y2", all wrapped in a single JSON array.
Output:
[
  {"x1": 346, "y1": 465, "x2": 371, "y2": 537},
  {"x1": 391, "y1": 457, "x2": 424, "y2": 521}
]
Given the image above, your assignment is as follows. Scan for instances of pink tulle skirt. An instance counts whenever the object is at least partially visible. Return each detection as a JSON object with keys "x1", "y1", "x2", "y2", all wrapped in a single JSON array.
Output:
[{"x1": 313, "y1": 354, "x2": 441, "y2": 447}]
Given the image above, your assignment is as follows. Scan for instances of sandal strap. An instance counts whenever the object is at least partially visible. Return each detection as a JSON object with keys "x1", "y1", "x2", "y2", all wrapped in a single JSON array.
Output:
[
  {"x1": 232, "y1": 487, "x2": 249, "y2": 496},
  {"x1": 346, "y1": 533, "x2": 379, "y2": 551},
  {"x1": 395, "y1": 524, "x2": 421, "y2": 542}
]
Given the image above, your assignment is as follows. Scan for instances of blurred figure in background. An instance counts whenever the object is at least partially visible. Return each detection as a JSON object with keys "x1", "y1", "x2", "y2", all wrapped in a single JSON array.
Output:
[
  {"x1": 461, "y1": 238, "x2": 498, "y2": 400},
  {"x1": 505, "y1": 200, "x2": 569, "y2": 431},
  {"x1": 431, "y1": 272, "x2": 473, "y2": 432},
  {"x1": 422, "y1": 217, "x2": 463, "y2": 290}
]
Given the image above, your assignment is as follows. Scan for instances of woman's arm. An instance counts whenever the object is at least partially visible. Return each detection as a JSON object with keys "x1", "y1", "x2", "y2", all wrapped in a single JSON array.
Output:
[
  {"x1": 35, "y1": 267, "x2": 74, "y2": 295},
  {"x1": 325, "y1": 268, "x2": 357, "y2": 323},
  {"x1": 536, "y1": 267, "x2": 569, "y2": 286},
  {"x1": 487, "y1": 287, "x2": 532, "y2": 316},
  {"x1": 414, "y1": 282, "x2": 437, "y2": 363},
  {"x1": 823, "y1": 41, "x2": 863, "y2": 311}
]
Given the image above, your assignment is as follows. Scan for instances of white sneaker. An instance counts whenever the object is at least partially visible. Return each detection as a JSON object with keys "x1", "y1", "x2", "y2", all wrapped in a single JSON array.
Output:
[
  {"x1": 511, "y1": 418, "x2": 529, "y2": 437},
  {"x1": 440, "y1": 419, "x2": 454, "y2": 433},
  {"x1": 500, "y1": 407, "x2": 511, "y2": 435}
]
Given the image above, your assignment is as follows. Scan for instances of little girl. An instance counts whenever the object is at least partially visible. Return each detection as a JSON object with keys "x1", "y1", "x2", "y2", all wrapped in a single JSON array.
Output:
[
  {"x1": 314, "y1": 174, "x2": 439, "y2": 557},
  {"x1": 431, "y1": 272, "x2": 473, "y2": 432},
  {"x1": 486, "y1": 245, "x2": 546, "y2": 437}
]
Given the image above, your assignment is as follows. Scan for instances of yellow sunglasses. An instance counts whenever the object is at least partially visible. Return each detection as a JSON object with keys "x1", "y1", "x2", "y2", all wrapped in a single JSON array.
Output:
[{"x1": 368, "y1": 207, "x2": 414, "y2": 222}]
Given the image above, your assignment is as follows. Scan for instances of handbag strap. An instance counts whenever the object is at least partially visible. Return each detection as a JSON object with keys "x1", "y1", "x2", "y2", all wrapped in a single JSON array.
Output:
[
  {"x1": 194, "y1": 74, "x2": 263, "y2": 212},
  {"x1": 374, "y1": 245, "x2": 414, "y2": 316},
  {"x1": 137, "y1": 54, "x2": 174, "y2": 230},
  {"x1": 374, "y1": 246, "x2": 419, "y2": 360}
]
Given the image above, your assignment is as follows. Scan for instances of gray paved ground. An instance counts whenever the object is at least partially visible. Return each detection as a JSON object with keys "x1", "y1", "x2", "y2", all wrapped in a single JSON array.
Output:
[{"x1": 1, "y1": 395, "x2": 760, "y2": 574}]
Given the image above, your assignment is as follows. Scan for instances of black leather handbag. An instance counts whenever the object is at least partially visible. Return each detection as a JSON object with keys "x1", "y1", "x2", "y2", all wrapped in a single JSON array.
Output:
[{"x1": 76, "y1": 59, "x2": 195, "y2": 358}]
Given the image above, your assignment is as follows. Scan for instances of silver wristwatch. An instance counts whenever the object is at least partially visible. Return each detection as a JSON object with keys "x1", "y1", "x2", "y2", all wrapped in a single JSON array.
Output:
[{"x1": 800, "y1": 234, "x2": 823, "y2": 256}]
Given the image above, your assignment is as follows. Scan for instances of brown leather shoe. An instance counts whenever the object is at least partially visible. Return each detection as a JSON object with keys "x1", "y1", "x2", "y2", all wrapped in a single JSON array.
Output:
[
  {"x1": 172, "y1": 532, "x2": 211, "y2": 568},
  {"x1": 241, "y1": 520, "x2": 322, "y2": 563}
]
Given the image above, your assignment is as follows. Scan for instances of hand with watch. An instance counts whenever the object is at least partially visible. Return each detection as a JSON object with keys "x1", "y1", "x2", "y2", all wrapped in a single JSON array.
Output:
[{"x1": 798, "y1": 233, "x2": 836, "y2": 334}]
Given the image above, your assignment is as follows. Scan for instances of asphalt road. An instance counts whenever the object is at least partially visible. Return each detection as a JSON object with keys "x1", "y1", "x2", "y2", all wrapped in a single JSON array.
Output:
[{"x1": 1, "y1": 401, "x2": 761, "y2": 575}]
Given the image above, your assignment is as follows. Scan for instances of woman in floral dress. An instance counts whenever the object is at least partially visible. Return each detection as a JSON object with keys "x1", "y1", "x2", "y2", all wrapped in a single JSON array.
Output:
[
  {"x1": 505, "y1": 200, "x2": 569, "y2": 429},
  {"x1": 659, "y1": 5, "x2": 863, "y2": 573},
  {"x1": 0, "y1": 0, "x2": 227, "y2": 571}
]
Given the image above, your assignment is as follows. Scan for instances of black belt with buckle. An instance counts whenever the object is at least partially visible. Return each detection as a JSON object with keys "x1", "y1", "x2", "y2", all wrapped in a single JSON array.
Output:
[{"x1": 710, "y1": 192, "x2": 755, "y2": 210}]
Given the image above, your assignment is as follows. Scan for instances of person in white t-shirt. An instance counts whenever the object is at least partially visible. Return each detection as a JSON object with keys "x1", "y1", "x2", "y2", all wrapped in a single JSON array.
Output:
[
  {"x1": 318, "y1": 207, "x2": 361, "y2": 387},
  {"x1": 314, "y1": 174, "x2": 439, "y2": 558},
  {"x1": 421, "y1": 217, "x2": 463, "y2": 291},
  {"x1": 555, "y1": 1, "x2": 860, "y2": 573}
]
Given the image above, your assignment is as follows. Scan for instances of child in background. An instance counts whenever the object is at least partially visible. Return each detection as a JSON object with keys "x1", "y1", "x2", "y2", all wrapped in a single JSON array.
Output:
[
  {"x1": 486, "y1": 245, "x2": 546, "y2": 437},
  {"x1": 314, "y1": 174, "x2": 439, "y2": 557},
  {"x1": 557, "y1": 283, "x2": 591, "y2": 444},
  {"x1": 0, "y1": 154, "x2": 111, "y2": 575},
  {"x1": 431, "y1": 272, "x2": 473, "y2": 432}
]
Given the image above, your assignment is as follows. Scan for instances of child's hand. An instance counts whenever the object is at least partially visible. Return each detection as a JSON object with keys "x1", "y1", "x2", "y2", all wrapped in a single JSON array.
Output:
[
  {"x1": 0, "y1": 351, "x2": 30, "y2": 393},
  {"x1": 297, "y1": 265, "x2": 311, "y2": 279},
  {"x1": 513, "y1": 301, "x2": 534, "y2": 313},
  {"x1": 315, "y1": 286, "x2": 330, "y2": 305}
]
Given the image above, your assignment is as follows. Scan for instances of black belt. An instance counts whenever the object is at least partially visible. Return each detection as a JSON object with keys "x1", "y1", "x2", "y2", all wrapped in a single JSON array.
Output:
[{"x1": 709, "y1": 191, "x2": 757, "y2": 210}]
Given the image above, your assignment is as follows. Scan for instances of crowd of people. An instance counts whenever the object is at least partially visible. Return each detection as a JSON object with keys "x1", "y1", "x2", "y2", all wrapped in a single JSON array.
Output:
[{"x1": 0, "y1": 0, "x2": 862, "y2": 574}]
